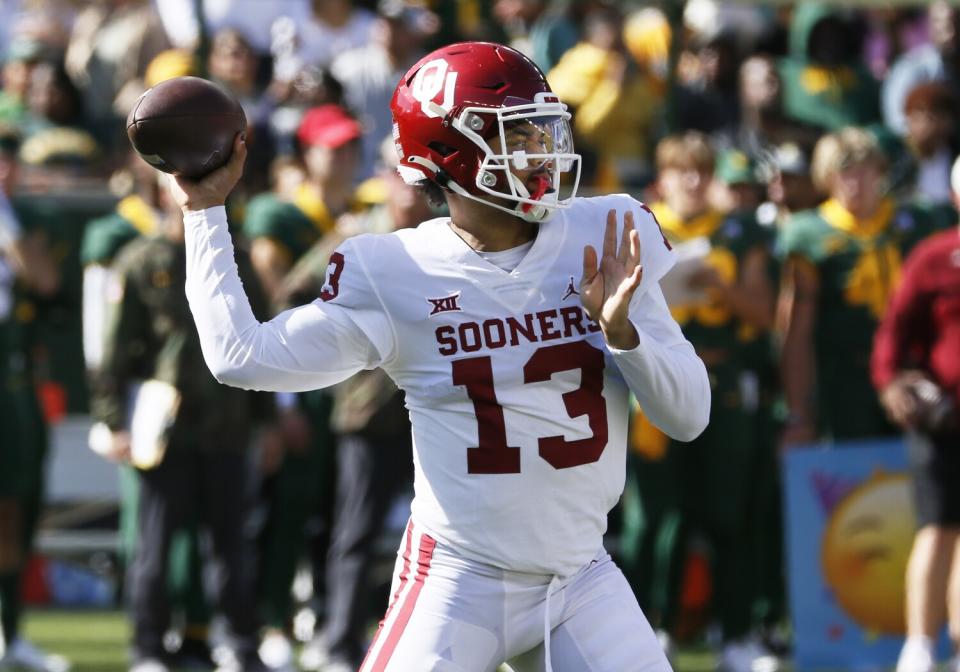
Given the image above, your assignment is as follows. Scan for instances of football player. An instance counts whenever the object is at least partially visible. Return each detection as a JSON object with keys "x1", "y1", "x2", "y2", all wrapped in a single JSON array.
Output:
[{"x1": 171, "y1": 42, "x2": 709, "y2": 672}]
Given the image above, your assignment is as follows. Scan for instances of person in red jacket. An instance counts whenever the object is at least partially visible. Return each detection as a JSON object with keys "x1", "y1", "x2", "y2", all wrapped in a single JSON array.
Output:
[{"x1": 871, "y1": 156, "x2": 960, "y2": 672}]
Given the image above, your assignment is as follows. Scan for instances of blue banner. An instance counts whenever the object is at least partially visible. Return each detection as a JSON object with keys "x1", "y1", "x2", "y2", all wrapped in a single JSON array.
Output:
[{"x1": 783, "y1": 438, "x2": 950, "y2": 670}]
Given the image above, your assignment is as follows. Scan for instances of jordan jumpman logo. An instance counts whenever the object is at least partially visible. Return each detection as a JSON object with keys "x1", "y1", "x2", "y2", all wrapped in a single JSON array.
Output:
[{"x1": 561, "y1": 275, "x2": 580, "y2": 300}]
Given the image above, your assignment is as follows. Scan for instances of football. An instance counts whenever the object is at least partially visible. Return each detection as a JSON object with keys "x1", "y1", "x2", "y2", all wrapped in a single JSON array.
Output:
[{"x1": 126, "y1": 76, "x2": 246, "y2": 179}]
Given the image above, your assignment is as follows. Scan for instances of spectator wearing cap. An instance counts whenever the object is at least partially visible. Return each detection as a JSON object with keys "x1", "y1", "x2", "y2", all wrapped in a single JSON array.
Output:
[
  {"x1": 330, "y1": 0, "x2": 438, "y2": 182},
  {"x1": 0, "y1": 37, "x2": 53, "y2": 126},
  {"x1": 903, "y1": 81, "x2": 959, "y2": 204},
  {"x1": 756, "y1": 142, "x2": 821, "y2": 231},
  {"x1": 712, "y1": 149, "x2": 765, "y2": 216},
  {"x1": 872, "y1": 154, "x2": 960, "y2": 672},
  {"x1": 241, "y1": 104, "x2": 362, "y2": 672},
  {"x1": 777, "y1": 127, "x2": 951, "y2": 449},
  {"x1": 623, "y1": 131, "x2": 779, "y2": 672}
]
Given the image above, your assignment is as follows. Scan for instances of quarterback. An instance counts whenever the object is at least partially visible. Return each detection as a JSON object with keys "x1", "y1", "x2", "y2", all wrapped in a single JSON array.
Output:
[{"x1": 174, "y1": 43, "x2": 709, "y2": 672}]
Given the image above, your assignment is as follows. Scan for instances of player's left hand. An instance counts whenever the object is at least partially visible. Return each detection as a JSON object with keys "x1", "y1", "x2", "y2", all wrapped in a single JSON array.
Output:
[{"x1": 581, "y1": 209, "x2": 643, "y2": 349}]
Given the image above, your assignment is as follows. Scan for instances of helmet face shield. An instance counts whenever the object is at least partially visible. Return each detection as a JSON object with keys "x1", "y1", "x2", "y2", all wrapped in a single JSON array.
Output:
[{"x1": 453, "y1": 99, "x2": 582, "y2": 221}]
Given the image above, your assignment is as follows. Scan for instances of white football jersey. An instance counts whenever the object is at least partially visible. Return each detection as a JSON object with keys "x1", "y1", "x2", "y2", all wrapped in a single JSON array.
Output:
[{"x1": 184, "y1": 193, "x2": 709, "y2": 578}]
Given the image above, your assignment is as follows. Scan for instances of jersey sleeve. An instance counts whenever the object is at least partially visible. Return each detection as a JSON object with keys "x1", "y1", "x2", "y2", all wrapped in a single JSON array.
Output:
[
  {"x1": 870, "y1": 237, "x2": 935, "y2": 390},
  {"x1": 613, "y1": 283, "x2": 710, "y2": 442},
  {"x1": 626, "y1": 196, "x2": 676, "y2": 298},
  {"x1": 184, "y1": 206, "x2": 394, "y2": 393}
]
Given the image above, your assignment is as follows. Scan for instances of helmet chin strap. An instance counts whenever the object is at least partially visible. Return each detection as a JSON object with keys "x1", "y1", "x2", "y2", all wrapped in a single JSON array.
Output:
[
  {"x1": 447, "y1": 175, "x2": 553, "y2": 222},
  {"x1": 508, "y1": 172, "x2": 553, "y2": 222}
]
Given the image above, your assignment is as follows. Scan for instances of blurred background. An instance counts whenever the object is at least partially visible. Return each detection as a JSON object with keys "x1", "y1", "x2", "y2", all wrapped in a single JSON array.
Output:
[{"x1": 1, "y1": 0, "x2": 959, "y2": 671}]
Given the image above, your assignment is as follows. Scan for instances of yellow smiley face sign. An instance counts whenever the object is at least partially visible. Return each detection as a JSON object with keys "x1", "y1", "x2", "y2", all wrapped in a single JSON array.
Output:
[{"x1": 821, "y1": 472, "x2": 915, "y2": 635}]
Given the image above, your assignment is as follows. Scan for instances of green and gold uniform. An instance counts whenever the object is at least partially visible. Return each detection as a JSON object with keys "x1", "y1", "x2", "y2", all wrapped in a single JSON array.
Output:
[
  {"x1": 776, "y1": 197, "x2": 952, "y2": 440},
  {"x1": 92, "y1": 231, "x2": 271, "y2": 662},
  {"x1": 81, "y1": 198, "x2": 212, "y2": 646},
  {"x1": 0, "y1": 233, "x2": 47, "y2": 648},
  {"x1": 80, "y1": 195, "x2": 158, "y2": 267},
  {"x1": 243, "y1": 185, "x2": 337, "y2": 266},
  {"x1": 11, "y1": 194, "x2": 116, "y2": 415},
  {"x1": 243, "y1": 187, "x2": 337, "y2": 631},
  {"x1": 623, "y1": 203, "x2": 774, "y2": 641}
]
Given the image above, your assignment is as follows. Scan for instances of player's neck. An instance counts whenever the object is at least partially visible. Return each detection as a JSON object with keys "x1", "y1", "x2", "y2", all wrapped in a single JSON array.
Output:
[{"x1": 447, "y1": 197, "x2": 538, "y2": 252}]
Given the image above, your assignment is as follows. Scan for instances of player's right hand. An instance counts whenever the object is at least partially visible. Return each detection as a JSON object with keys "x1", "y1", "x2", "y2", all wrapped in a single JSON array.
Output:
[
  {"x1": 880, "y1": 370, "x2": 925, "y2": 429},
  {"x1": 168, "y1": 132, "x2": 247, "y2": 214}
]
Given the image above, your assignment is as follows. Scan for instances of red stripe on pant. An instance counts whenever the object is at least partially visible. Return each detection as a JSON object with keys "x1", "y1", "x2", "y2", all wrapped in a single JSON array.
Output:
[
  {"x1": 369, "y1": 527, "x2": 437, "y2": 672},
  {"x1": 359, "y1": 520, "x2": 415, "y2": 671}
]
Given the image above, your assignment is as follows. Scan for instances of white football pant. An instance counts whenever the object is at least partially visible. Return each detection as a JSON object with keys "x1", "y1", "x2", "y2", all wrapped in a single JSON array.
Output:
[{"x1": 360, "y1": 519, "x2": 672, "y2": 672}]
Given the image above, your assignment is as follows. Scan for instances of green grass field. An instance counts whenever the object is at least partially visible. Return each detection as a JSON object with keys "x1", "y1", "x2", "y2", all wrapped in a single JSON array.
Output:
[
  {"x1": 21, "y1": 609, "x2": 722, "y2": 671},
  {"x1": 23, "y1": 610, "x2": 129, "y2": 672}
]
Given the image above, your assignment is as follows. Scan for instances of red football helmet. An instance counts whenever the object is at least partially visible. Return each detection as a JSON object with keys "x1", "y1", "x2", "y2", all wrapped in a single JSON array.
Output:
[{"x1": 390, "y1": 41, "x2": 581, "y2": 222}]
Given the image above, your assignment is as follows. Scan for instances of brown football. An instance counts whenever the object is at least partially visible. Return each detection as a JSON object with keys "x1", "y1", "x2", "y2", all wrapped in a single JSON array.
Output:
[{"x1": 126, "y1": 76, "x2": 246, "y2": 179}]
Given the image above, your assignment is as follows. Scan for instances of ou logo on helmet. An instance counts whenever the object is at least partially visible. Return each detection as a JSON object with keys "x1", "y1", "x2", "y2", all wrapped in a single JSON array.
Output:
[{"x1": 411, "y1": 58, "x2": 458, "y2": 119}]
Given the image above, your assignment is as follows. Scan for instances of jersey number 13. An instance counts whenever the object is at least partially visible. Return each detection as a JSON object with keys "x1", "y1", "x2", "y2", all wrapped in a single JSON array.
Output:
[{"x1": 452, "y1": 340, "x2": 608, "y2": 474}]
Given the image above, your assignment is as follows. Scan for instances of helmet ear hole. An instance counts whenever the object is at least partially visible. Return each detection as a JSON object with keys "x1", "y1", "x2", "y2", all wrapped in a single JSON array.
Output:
[{"x1": 428, "y1": 142, "x2": 457, "y2": 158}]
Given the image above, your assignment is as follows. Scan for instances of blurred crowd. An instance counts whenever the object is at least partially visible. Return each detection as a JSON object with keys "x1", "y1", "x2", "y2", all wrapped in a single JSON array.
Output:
[{"x1": 1, "y1": 1, "x2": 960, "y2": 672}]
